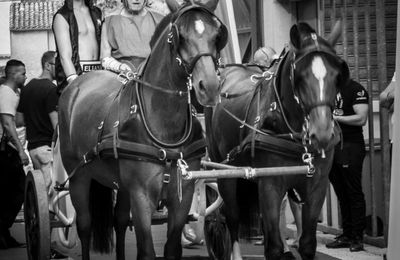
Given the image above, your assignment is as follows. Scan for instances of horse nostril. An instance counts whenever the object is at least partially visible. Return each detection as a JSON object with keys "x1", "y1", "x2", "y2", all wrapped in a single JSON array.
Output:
[{"x1": 198, "y1": 80, "x2": 206, "y2": 92}]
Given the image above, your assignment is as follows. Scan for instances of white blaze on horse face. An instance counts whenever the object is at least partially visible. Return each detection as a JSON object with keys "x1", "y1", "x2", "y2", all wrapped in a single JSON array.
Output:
[
  {"x1": 311, "y1": 56, "x2": 327, "y2": 102},
  {"x1": 194, "y1": 20, "x2": 205, "y2": 35}
]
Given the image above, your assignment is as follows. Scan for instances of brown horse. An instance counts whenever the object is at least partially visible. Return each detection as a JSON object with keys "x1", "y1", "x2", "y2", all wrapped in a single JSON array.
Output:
[
  {"x1": 206, "y1": 22, "x2": 348, "y2": 260},
  {"x1": 58, "y1": 2, "x2": 227, "y2": 260}
]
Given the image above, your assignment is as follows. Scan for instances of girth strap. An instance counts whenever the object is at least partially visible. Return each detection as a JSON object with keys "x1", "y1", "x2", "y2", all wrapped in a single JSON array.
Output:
[
  {"x1": 97, "y1": 137, "x2": 206, "y2": 163},
  {"x1": 226, "y1": 132, "x2": 304, "y2": 162}
]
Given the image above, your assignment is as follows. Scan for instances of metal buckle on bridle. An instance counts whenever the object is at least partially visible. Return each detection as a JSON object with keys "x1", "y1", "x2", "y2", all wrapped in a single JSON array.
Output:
[
  {"x1": 117, "y1": 70, "x2": 137, "y2": 85},
  {"x1": 177, "y1": 158, "x2": 189, "y2": 202},
  {"x1": 158, "y1": 149, "x2": 167, "y2": 161},
  {"x1": 262, "y1": 70, "x2": 274, "y2": 80},
  {"x1": 302, "y1": 148, "x2": 315, "y2": 177}
]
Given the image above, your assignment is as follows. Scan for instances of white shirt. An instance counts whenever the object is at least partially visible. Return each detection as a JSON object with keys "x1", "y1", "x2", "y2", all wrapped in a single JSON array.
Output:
[{"x1": 0, "y1": 84, "x2": 20, "y2": 138}]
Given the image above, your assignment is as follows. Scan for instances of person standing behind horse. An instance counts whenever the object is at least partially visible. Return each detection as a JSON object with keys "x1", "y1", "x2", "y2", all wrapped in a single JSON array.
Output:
[
  {"x1": 17, "y1": 51, "x2": 58, "y2": 195},
  {"x1": 0, "y1": 59, "x2": 28, "y2": 249},
  {"x1": 52, "y1": 0, "x2": 102, "y2": 94},
  {"x1": 100, "y1": 0, "x2": 163, "y2": 73},
  {"x1": 326, "y1": 78, "x2": 369, "y2": 252}
]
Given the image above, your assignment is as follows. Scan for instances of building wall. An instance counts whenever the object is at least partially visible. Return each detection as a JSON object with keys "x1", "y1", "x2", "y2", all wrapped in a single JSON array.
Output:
[
  {"x1": 10, "y1": 30, "x2": 55, "y2": 81},
  {"x1": 0, "y1": 1, "x2": 11, "y2": 67}
]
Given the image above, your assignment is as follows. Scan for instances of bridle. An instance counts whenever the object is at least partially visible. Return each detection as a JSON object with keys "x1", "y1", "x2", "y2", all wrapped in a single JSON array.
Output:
[
  {"x1": 167, "y1": 4, "x2": 227, "y2": 77},
  {"x1": 117, "y1": 4, "x2": 227, "y2": 148},
  {"x1": 288, "y1": 33, "x2": 344, "y2": 146}
]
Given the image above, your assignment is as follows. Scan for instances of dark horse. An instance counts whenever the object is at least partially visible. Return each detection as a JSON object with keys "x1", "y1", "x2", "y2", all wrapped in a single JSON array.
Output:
[
  {"x1": 206, "y1": 22, "x2": 349, "y2": 260},
  {"x1": 58, "y1": 2, "x2": 227, "y2": 259}
]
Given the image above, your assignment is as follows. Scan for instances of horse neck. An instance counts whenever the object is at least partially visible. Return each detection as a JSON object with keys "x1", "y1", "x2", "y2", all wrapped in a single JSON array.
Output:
[
  {"x1": 278, "y1": 56, "x2": 305, "y2": 133},
  {"x1": 140, "y1": 39, "x2": 190, "y2": 142}
]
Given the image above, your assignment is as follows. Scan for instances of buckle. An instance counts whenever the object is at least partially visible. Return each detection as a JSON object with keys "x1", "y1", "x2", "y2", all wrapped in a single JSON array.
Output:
[{"x1": 158, "y1": 149, "x2": 167, "y2": 161}]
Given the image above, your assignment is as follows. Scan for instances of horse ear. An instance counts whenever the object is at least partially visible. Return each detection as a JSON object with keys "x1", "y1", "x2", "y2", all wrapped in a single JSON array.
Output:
[
  {"x1": 165, "y1": 0, "x2": 180, "y2": 13},
  {"x1": 196, "y1": 0, "x2": 219, "y2": 11},
  {"x1": 327, "y1": 20, "x2": 342, "y2": 46},
  {"x1": 290, "y1": 24, "x2": 301, "y2": 50}
]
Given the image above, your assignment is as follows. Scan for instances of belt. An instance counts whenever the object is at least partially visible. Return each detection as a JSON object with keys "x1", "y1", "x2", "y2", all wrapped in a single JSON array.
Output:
[{"x1": 80, "y1": 60, "x2": 102, "y2": 73}]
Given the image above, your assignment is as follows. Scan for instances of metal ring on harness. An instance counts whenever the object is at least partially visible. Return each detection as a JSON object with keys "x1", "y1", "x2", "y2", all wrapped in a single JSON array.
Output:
[
  {"x1": 262, "y1": 70, "x2": 274, "y2": 80},
  {"x1": 244, "y1": 167, "x2": 256, "y2": 179},
  {"x1": 158, "y1": 149, "x2": 167, "y2": 161}
]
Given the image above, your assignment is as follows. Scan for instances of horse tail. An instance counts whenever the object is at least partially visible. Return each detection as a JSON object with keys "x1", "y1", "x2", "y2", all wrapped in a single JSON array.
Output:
[
  {"x1": 237, "y1": 178, "x2": 259, "y2": 239},
  {"x1": 90, "y1": 180, "x2": 114, "y2": 253}
]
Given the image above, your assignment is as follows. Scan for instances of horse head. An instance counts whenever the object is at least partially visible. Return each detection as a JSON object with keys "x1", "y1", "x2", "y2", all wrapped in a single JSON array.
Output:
[
  {"x1": 150, "y1": 0, "x2": 227, "y2": 107},
  {"x1": 285, "y1": 21, "x2": 349, "y2": 152}
]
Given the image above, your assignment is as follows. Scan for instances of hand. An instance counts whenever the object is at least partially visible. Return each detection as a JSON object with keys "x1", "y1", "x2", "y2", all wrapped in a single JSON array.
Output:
[
  {"x1": 119, "y1": 63, "x2": 132, "y2": 72},
  {"x1": 19, "y1": 150, "x2": 30, "y2": 166},
  {"x1": 67, "y1": 74, "x2": 78, "y2": 84}
]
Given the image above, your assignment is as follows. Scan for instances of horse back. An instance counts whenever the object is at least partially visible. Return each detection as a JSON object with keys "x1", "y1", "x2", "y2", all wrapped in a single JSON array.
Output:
[{"x1": 207, "y1": 66, "x2": 263, "y2": 162}]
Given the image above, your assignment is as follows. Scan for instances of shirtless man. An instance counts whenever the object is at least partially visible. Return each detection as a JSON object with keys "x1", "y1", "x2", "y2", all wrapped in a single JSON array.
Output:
[
  {"x1": 101, "y1": 0, "x2": 163, "y2": 73},
  {"x1": 53, "y1": 0, "x2": 102, "y2": 93}
]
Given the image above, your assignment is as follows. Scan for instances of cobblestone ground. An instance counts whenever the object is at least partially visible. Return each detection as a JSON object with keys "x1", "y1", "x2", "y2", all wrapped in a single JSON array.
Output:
[{"x1": 0, "y1": 221, "x2": 385, "y2": 260}]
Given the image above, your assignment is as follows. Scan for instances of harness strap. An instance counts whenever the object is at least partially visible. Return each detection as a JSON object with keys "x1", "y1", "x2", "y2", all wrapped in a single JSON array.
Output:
[
  {"x1": 98, "y1": 137, "x2": 206, "y2": 163},
  {"x1": 226, "y1": 131, "x2": 305, "y2": 163}
]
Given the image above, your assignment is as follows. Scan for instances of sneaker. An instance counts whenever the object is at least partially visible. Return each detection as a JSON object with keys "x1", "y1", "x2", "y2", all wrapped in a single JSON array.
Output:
[
  {"x1": 326, "y1": 235, "x2": 351, "y2": 249},
  {"x1": 349, "y1": 238, "x2": 364, "y2": 252}
]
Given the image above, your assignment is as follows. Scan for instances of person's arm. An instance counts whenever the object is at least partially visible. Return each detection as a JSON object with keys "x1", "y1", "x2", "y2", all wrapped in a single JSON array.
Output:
[
  {"x1": 15, "y1": 112, "x2": 25, "y2": 127},
  {"x1": 49, "y1": 111, "x2": 58, "y2": 130},
  {"x1": 334, "y1": 103, "x2": 369, "y2": 126},
  {"x1": 1, "y1": 114, "x2": 29, "y2": 165},
  {"x1": 100, "y1": 20, "x2": 131, "y2": 72},
  {"x1": 53, "y1": 14, "x2": 78, "y2": 83},
  {"x1": 380, "y1": 78, "x2": 395, "y2": 110}
]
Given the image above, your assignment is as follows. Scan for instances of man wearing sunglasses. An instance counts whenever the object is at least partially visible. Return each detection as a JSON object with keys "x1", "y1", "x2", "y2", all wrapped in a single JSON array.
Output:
[{"x1": 17, "y1": 51, "x2": 59, "y2": 195}]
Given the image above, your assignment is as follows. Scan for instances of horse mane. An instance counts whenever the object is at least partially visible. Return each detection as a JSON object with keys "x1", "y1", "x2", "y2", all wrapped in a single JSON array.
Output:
[{"x1": 150, "y1": 13, "x2": 174, "y2": 48}]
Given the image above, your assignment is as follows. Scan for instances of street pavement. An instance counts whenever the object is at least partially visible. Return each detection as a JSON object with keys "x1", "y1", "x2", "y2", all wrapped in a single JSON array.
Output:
[{"x1": 0, "y1": 222, "x2": 384, "y2": 260}]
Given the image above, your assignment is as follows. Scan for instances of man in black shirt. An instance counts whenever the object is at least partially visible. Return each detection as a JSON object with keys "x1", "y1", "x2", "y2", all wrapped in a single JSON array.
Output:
[
  {"x1": 18, "y1": 51, "x2": 58, "y2": 193},
  {"x1": 326, "y1": 79, "x2": 369, "y2": 252}
]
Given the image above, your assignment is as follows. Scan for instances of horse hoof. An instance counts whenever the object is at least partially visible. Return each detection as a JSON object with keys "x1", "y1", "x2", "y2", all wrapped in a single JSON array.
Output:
[{"x1": 281, "y1": 251, "x2": 296, "y2": 260}]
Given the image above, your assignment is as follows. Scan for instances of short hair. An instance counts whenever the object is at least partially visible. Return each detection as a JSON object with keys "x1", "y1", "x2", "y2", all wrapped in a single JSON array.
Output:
[
  {"x1": 41, "y1": 51, "x2": 56, "y2": 69},
  {"x1": 5, "y1": 59, "x2": 25, "y2": 78}
]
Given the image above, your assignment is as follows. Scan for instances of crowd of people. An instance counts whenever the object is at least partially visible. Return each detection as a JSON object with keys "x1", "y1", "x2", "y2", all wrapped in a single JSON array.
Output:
[{"x1": 0, "y1": 0, "x2": 394, "y2": 257}]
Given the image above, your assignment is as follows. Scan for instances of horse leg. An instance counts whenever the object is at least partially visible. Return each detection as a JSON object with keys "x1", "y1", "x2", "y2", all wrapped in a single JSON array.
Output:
[
  {"x1": 298, "y1": 173, "x2": 329, "y2": 260},
  {"x1": 258, "y1": 179, "x2": 287, "y2": 260},
  {"x1": 114, "y1": 189, "x2": 130, "y2": 260},
  {"x1": 218, "y1": 179, "x2": 242, "y2": 260},
  {"x1": 164, "y1": 162, "x2": 197, "y2": 260},
  {"x1": 69, "y1": 176, "x2": 92, "y2": 260}
]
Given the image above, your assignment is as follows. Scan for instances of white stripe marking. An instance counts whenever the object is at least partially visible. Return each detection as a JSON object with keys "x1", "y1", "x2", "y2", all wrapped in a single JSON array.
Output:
[
  {"x1": 311, "y1": 56, "x2": 327, "y2": 101},
  {"x1": 195, "y1": 20, "x2": 205, "y2": 34}
]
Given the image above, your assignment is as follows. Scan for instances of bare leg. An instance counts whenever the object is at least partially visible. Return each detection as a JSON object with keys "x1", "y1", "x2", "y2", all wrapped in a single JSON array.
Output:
[
  {"x1": 289, "y1": 198, "x2": 302, "y2": 248},
  {"x1": 280, "y1": 197, "x2": 290, "y2": 252}
]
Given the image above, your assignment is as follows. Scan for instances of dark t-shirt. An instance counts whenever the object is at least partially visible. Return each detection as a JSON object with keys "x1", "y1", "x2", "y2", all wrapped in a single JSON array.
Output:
[
  {"x1": 334, "y1": 79, "x2": 369, "y2": 143},
  {"x1": 18, "y1": 78, "x2": 58, "y2": 150}
]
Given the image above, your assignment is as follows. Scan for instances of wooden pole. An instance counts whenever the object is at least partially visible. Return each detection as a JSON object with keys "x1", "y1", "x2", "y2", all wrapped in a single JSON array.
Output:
[
  {"x1": 183, "y1": 165, "x2": 309, "y2": 180},
  {"x1": 387, "y1": 1, "x2": 400, "y2": 258},
  {"x1": 375, "y1": 0, "x2": 390, "y2": 244},
  {"x1": 364, "y1": 1, "x2": 378, "y2": 237}
]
